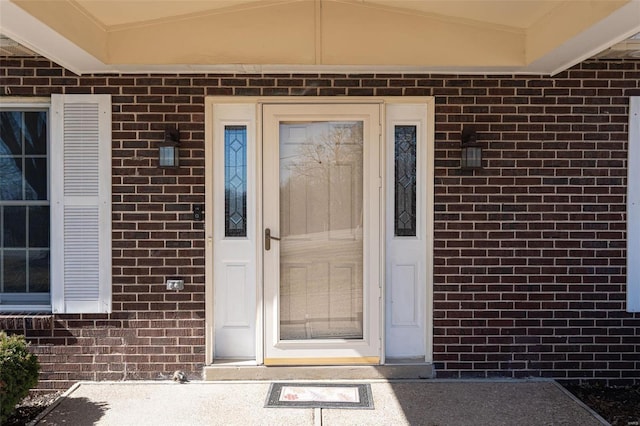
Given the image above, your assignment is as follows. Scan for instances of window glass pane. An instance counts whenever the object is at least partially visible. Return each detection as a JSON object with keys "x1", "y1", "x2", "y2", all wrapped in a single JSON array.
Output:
[
  {"x1": 1, "y1": 111, "x2": 47, "y2": 201},
  {"x1": 0, "y1": 111, "x2": 23, "y2": 156},
  {"x1": 24, "y1": 157, "x2": 47, "y2": 200},
  {"x1": 29, "y1": 206, "x2": 50, "y2": 248},
  {"x1": 0, "y1": 157, "x2": 24, "y2": 201},
  {"x1": 0, "y1": 111, "x2": 26, "y2": 201},
  {"x1": 23, "y1": 111, "x2": 47, "y2": 155},
  {"x1": 0, "y1": 108, "x2": 50, "y2": 307},
  {"x1": 279, "y1": 121, "x2": 364, "y2": 340},
  {"x1": 394, "y1": 125, "x2": 417, "y2": 237},
  {"x1": 29, "y1": 250, "x2": 50, "y2": 293},
  {"x1": 225, "y1": 125, "x2": 247, "y2": 237},
  {"x1": 3, "y1": 206, "x2": 26, "y2": 247},
  {"x1": 3, "y1": 250, "x2": 27, "y2": 293}
]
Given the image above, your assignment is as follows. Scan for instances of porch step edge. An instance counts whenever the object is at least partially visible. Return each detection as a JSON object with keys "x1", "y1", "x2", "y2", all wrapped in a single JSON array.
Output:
[{"x1": 203, "y1": 364, "x2": 434, "y2": 381}]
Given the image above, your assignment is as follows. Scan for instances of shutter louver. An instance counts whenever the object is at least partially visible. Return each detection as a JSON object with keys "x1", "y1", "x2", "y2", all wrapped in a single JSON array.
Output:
[
  {"x1": 51, "y1": 95, "x2": 111, "y2": 314},
  {"x1": 63, "y1": 103, "x2": 100, "y2": 196},
  {"x1": 64, "y1": 207, "x2": 100, "y2": 300}
]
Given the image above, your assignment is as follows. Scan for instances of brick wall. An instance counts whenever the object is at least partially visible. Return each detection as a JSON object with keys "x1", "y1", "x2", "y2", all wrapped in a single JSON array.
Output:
[{"x1": 1, "y1": 57, "x2": 639, "y2": 390}]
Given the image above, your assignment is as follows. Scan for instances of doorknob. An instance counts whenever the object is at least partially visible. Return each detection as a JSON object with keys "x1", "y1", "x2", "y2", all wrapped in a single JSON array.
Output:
[{"x1": 265, "y1": 228, "x2": 280, "y2": 251}]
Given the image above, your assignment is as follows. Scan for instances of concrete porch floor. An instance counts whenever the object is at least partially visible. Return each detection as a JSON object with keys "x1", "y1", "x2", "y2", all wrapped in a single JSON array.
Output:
[{"x1": 34, "y1": 379, "x2": 608, "y2": 425}]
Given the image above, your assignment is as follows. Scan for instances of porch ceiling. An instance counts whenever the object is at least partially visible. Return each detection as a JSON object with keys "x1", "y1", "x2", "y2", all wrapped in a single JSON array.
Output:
[{"x1": 1, "y1": 0, "x2": 639, "y2": 75}]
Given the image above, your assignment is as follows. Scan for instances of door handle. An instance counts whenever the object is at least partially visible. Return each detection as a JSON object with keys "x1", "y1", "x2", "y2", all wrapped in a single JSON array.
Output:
[{"x1": 265, "y1": 228, "x2": 280, "y2": 251}]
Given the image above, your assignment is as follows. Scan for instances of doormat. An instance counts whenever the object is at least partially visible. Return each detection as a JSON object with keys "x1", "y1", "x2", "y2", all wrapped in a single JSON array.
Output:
[{"x1": 265, "y1": 383, "x2": 374, "y2": 409}]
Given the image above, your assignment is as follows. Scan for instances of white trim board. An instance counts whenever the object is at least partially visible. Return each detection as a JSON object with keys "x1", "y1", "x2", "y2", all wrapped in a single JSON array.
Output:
[{"x1": 628, "y1": 97, "x2": 640, "y2": 313}]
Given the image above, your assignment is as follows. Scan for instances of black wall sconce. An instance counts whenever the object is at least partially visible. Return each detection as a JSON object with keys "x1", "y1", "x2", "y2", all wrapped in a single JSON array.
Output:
[
  {"x1": 460, "y1": 127, "x2": 482, "y2": 171},
  {"x1": 158, "y1": 126, "x2": 180, "y2": 168}
]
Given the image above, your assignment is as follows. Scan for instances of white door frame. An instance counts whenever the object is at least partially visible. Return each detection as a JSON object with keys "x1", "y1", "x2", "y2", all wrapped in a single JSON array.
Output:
[
  {"x1": 262, "y1": 102, "x2": 382, "y2": 365},
  {"x1": 205, "y1": 97, "x2": 435, "y2": 366}
]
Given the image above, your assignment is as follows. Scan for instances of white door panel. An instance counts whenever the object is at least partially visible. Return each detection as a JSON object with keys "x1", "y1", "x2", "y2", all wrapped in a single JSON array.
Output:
[
  {"x1": 212, "y1": 104, "x2": 257, "y2": 359},
  {"x1": 385, "y1": 103, "x2": 430, "y2": 360}
]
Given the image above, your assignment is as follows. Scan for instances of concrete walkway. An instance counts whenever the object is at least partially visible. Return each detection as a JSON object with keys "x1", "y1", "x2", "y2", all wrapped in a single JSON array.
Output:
[{"x1": 34, "y1": 379, "x2": 608, "y2": 425}]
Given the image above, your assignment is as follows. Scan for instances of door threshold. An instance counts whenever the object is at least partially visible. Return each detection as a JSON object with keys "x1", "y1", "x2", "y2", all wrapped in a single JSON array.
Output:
[
  {"x1": 385, "y1": 357, "x2": 431, "y2": 365},
  {"x1": 203, "y1": 363, "x2": 434, "y2": 381},
  {"x1": 212, "y1": 358, "x2": 257, "y2": 366}
]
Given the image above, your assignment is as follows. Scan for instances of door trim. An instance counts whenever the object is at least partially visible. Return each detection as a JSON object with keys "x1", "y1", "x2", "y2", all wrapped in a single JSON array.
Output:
[
  {"x1": 262, "y1": 103, "x2": 382, "y2": 363},
  {"x1": 205, "y1": 97, "x2": 435, "y2": 366},
  {"x1": 264, "y1": 357, "x2": 380, "y2": 366}
]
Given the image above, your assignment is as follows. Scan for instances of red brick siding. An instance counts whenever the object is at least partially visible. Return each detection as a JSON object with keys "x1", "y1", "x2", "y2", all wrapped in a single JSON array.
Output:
[{"x1": 1, "y1": 57, "x2": 639, "y2": 390}]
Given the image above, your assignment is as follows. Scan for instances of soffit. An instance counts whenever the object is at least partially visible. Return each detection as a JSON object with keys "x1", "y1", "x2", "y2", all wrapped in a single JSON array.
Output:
[
  {"x1": 1, "y1": 0, "x2": 639, "y2": 75},
  {"x1": 364, "y1": 0, "x2": 560, "y2": 29},
  {"x1": 73, "y1": 0, "x2": 260, "y2": 28},
  {"x1": 72, "y1": 0, "x2": 556, "y2": 29}
]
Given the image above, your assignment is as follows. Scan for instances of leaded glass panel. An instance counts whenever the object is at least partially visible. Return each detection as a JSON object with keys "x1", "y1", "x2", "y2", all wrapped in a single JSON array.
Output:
[
  {"x1": 394, "y1": 125, "x2": 417, "y2": 237},
  {"x1": 224, "y1": 125, "x2": 247, "y2": 237}
]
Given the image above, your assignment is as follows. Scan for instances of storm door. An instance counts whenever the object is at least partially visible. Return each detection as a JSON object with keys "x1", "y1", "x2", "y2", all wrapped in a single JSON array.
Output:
[{"x1": 262, "y1": 103, "x2": 382, "y2": 364}]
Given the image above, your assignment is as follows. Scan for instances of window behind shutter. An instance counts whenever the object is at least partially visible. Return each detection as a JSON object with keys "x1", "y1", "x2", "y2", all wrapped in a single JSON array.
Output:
[{"x1": 51, "y1": 94, "x2": 111, "y2": 314}]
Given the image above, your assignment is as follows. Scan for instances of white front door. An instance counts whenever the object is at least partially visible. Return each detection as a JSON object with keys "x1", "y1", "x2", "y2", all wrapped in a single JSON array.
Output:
[{"x1": 262, "y1": 103, "x2": 382, "y2": 364}]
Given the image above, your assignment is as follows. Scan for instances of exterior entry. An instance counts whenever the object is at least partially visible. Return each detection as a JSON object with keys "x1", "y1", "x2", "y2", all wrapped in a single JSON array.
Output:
[
  {"x1": 263, "y1": 103, "x2": 382, "y2": 364},
  {"x1": 205, "y1": 98, "x2": 434, "y2": 367}
]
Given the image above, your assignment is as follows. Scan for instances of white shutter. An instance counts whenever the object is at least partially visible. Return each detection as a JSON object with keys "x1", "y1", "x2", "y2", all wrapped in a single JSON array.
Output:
[
  {"x1": 628, "y1": 97, "x2": 640, "y2": 312},
  {"x1": 51, "y1": 94, "x2": 112, "y2": 314}
]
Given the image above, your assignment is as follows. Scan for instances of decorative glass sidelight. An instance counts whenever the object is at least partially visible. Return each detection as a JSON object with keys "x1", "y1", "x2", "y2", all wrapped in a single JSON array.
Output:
[
  {"x1": 394, "y1": 125, "x2": 417, "y2": 237},
  {"x1": 224, "y1": 125, "x2": 247, "y2": 237}
]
